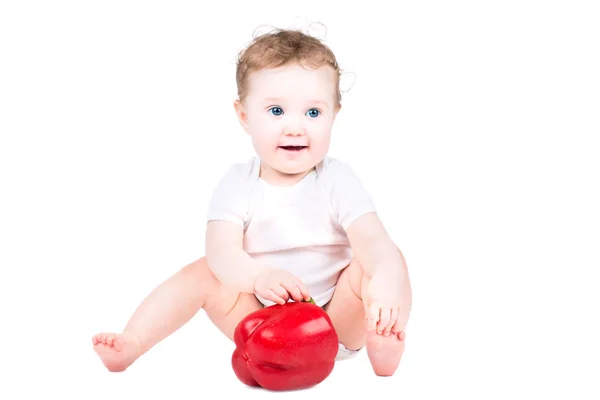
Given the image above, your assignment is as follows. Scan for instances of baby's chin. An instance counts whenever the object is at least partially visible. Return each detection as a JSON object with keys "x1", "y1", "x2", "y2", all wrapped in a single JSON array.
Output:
[
  {"x1": 274, "y1": 159, "x2": 319, "y2": 175},
  {"x1": 258, "y1": 155, "x2": 306, "y2": 173},
  {"x1": 275, "y1": 165, "x2": 313, "y2": 177}
]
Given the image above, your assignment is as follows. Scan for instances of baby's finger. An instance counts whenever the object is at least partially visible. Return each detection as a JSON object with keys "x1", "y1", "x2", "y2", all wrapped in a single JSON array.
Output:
[
  {"x1": 384, "y1": 308, "x2": 398, "y2": 336},
  {"x1": 294, "y1": 277, "x2": 311, "y2": 301},
  {"x1": 377, "y1": 308, "x2": 391, "y2": 334},
  {"x1": 273, "y1": 285, "x2": 290, "y2": 302},
  {"x1": 280, "y1": 280, "x2": 304, "y2": 302},
  {"x1": 264, "y1": 289, "x2": 286, "y2": 305},
  {"x1": 391, "y1": 314, "x2": 405, "y2": 339},
  {"x1": 290, "y1": 286, "x2": 305, "y2": 303}
]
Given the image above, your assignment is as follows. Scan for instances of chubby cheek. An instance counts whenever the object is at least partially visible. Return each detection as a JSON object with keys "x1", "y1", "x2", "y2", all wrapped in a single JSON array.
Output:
[
  {"x1": 308, "y1": 126, "x2": 332, "y2": 155},
  {"x1": 248, "y1": 117, "x2": 279, "y2": 148},
  {"x1": 309, "y1": 139, "x2": 330, "y2": 160}
]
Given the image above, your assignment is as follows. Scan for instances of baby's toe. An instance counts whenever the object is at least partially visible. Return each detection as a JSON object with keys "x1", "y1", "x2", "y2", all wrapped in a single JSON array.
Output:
[{"x1": 99, "y1": 333, "x2": 114, "y2": 344}]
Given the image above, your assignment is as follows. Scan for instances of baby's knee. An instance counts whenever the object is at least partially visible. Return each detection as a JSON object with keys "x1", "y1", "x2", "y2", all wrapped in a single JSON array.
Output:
[
  {"x1": 181, "y1": 257, "x2": 208, "y2": 278},
  {"x1": 180, "y1": 258, "x2": 218, "y2": 288},
  {"x1": 344, "y1": 258, "x2": 365, "y2": 299},
  {"x1": 204, "y1": 288, "x2": 243, "y2": 318},
  {"x1": 179, "y1": 257, "x2": 227, "y2": 307}
]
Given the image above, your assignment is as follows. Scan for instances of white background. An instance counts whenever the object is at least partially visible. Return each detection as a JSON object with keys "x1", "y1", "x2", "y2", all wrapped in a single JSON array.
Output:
[{"x1": 1, "y1": 1, "x2": 599, "y2": 398}]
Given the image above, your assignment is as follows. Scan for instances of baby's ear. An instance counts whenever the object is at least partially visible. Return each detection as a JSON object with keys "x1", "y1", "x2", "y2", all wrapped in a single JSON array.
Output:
[
  {"x1": 233, "y1": 99, "x2": 250, "y2": 133},
  {"x1": 333, "y1": 103, "x2": 342, "y2": 119}
]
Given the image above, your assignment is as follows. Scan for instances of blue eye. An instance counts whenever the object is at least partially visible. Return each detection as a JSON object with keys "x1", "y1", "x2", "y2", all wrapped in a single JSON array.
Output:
[
  {"x1": 269, "y1": 107, "x2": 283, "y2": 116},
  {"x1": 306, "y1": 108, "x2": 320, "y2": 118}
]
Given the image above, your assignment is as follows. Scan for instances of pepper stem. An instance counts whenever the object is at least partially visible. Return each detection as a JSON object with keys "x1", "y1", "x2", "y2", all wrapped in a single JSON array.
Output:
[{"x1": 303, "y1": 297, "x2": 316, "y2": 305}]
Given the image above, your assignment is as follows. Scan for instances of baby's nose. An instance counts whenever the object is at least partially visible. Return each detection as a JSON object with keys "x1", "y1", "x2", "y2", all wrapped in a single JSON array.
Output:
[
  {"x1": 284, "y1": 128, "x2": 305, "y2": 136},
  {"x1": 283, "y1": 125, "x2": 305, "y2": 136}
]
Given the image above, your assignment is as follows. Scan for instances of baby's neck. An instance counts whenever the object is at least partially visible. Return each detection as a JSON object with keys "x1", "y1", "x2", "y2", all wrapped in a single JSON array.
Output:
[{"x1": 259, "y1": 163, "x2": 315, "y2": 187}]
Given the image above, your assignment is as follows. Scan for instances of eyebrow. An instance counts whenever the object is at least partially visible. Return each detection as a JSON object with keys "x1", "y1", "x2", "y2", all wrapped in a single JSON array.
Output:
[{"x1": 262, "y1": 97, "x2": 329, "y2": 107}]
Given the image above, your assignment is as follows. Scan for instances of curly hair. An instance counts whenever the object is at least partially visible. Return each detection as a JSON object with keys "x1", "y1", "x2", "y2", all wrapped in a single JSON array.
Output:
[{"x1": 235, "y1": 27, "x2": 342, "y2": 106}]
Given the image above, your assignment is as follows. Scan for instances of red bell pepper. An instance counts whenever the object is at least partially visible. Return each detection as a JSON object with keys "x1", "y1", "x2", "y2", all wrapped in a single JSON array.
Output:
[{"x1": 231, "y1": 298, "x2": 339, "y2": 391}]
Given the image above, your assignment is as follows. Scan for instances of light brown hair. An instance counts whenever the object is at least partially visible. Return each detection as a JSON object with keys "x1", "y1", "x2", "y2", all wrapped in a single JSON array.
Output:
[{"x1": 235, "y1": 28, "x2": 342, "y2": 106}]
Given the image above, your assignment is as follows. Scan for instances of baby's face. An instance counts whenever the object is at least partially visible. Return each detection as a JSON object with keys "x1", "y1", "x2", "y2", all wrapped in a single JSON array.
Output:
[{"x1": 235, "y1": 62, "x2": 340, "y2": 180}]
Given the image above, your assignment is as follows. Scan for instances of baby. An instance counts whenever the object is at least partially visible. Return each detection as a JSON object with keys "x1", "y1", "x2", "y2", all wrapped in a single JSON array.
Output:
[{"x1": 92, "y1": 28, "x2": 412, "y2": 378}]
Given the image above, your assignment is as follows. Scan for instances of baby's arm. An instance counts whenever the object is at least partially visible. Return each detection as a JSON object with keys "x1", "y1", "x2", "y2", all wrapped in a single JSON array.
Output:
[
  {"x1": 347, "y1": 212, "x2": 407, "y2": 334},
  {"x1": 205, "y1": 220, "x2": 266, "y2": 293},
  {"x1": 205, "y1": 220, "x2": 310, "y2": 304},
  {"x1": 347, "y1": 212, "x2": 406, "y2": 280}
]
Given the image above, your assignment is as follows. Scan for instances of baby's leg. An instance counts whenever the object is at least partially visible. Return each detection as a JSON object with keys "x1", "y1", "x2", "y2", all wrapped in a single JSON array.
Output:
[
  {"x1": 325, "y1": 254, "x2": 412, "y2": 376},
  {"x1": 92, "y1": 257, "x2": 262, "y2": 372},
  {"x1": 323, "y1": 259, "x2": 369, "y2": 351}
]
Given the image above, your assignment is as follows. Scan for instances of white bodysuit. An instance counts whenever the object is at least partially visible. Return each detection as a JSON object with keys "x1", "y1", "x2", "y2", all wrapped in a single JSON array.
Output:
[{"x1": 206, "y1": 156, "x2": 377, "y2": 307}]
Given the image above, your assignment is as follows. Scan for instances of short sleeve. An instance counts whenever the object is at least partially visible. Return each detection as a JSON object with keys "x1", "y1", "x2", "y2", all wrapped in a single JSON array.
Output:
[
  {"x1": 206, "y1": 162, "x2": 254, "y2": 228},
  {"x1": 322, "y1": 159, "x2": 377, "y2": 230}
]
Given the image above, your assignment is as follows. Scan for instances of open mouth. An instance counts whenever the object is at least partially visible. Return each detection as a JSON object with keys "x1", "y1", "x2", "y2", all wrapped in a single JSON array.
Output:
[{"x1": 279, "y1": 146, "x2": 307, "y2": 151}]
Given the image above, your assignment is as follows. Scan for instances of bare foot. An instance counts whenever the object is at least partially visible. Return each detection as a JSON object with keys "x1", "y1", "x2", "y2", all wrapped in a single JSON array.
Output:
[
  {"x1": 92, "y1": 331, "x2": 141, "y2": 372},
  {"x1": 366, "y1": 330, "x2": 406, "y2": 376}
]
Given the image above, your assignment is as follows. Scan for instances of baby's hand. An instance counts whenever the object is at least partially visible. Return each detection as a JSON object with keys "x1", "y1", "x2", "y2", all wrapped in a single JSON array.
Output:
[
  {"x1": 254, "y1": 268, "x2": 311, "y2": 305},
  {"x1": 364, "y1": 268, "x2": 404, "y2": 337}
]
